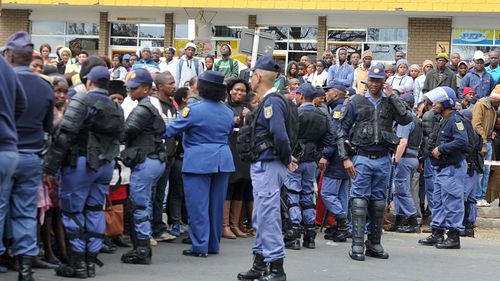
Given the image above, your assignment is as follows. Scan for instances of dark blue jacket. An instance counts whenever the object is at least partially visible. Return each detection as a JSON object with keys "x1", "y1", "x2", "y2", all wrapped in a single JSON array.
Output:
[
  {"x1": 14, "y1": 66, "x2": 54, "y2": 150},
  {"x1": 460, "y1": 69, "x2": 495, "y2": 102},
  {"x1": 431, "y1": 111, "x2": 468, "y2": 167},
  {"x1": 0, "y1": 57, "x2": 27, "y2": 151},
  {"x1": 324, "y1": 98, "x2": 349, "y2": 179}
]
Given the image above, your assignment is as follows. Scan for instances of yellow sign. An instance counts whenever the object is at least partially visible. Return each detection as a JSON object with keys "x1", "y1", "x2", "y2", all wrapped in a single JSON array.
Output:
[
  {"x1": 435, "y1": 41, "x2": 450, "y2": 55},
  {"x1": 496, "y1": 30, "x2": 500, "y2": 45},
  {"x1": 452, "y1": 29, "x2": 494, "y2": 45}
]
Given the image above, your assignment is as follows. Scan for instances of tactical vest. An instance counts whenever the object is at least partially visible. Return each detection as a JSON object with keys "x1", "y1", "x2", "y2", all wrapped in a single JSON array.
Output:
[
  {"x1": 350, "y1": 94, "x2": 400, "y2": 151},
  {"x1": 404, "y1": 115, "x2": 423, "y2": 156},
  {"x1": 296, "y1": 107, "x2": 328, "y2": 162}
]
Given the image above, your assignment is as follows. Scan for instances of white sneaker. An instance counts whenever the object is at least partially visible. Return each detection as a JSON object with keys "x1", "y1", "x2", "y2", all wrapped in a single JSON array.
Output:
[
  {"x1": 477, "y1": 200, "x2": 485, "y2": 207},
  {"x1": 483, "y1": 200, "x2": 491, "y2": 207},
  {"x1": 154, "y1": 232, "x2": 176, "y2": 242},
  {"x1": 150, "y1": 237, "x2": 158, "y2": 246}
]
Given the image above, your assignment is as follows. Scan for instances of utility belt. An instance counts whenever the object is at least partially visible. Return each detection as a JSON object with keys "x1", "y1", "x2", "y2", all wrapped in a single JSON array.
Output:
[
  {"x1": 402, "y1": 150, "x2": 418, "y2": 158},
  {"x1": 435, "y1": 161, "x2": 462, "y2": 173},
  {"x1": 355, "y1": 149, "x2": 389, "y2": 160}
]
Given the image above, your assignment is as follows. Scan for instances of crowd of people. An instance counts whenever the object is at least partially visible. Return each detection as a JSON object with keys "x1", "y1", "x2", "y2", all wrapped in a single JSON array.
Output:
[{"x1": 1, "y1": 28, "x2": 500, "y2": 281}]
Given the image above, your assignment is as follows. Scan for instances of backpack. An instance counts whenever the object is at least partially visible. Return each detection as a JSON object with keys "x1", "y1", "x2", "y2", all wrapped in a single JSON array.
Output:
[{"x1": 236, "y1": 93, "x2": 299, "y2": 162}]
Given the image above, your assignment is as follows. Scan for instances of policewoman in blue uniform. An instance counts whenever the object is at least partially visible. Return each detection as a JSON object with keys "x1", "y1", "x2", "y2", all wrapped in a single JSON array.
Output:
[
  {"x1": 237, "y1": 56, "x2": 297, "y2": 281},
  {"x1": 284, "y1": 83, "x2": 334, "y2": 250},
  {"x1": 43, "y1": 65, "x2": 124, "y2": 278},
  {"x1": 337, "y1": 64, "x2": 413, "y2": 261},
  {"x1": 120, "y1": 69, "x2": 167, "y2": 264},
  {"x1": 419, "y1": 86, "x2": 468, "y2": 249},
  {"x1": 163, "y1": 70, "x2": 235, "y2": 257},
  {"x1": 321, "y1": 83, "x2": 352, "y2": 242}
]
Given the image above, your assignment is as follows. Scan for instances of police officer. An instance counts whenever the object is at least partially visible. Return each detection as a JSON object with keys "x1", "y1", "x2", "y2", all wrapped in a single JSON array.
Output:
[
  {"x1": 121, "y1": 69, "x2": 167, "y2": 264},
  {"x1": 321, "y1": 83, "x2": 351, "y2": 242},
  {"x1": 418, "y1": 86, "x2": 468, "y2": 249},
  {"x1": 237, "y1": 56, "x2": 297, "y2": 281},
  {"x1": 43, "y1": 65, "x2": 124, "y2": 278},
  {"x1": 337, "y1": 64, "x2": 413, "y2": 261},
  {"x1": 389, "y1": 93, "x2": 423, "y2": 233},
  {"x1": 283, "y1": 83, "x2": 334, "y2": 250}
]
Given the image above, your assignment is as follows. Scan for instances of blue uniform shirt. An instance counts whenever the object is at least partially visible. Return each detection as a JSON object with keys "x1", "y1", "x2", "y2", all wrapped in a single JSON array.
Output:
[
  {"x1": 324, "y1": 98, "x2": 349, "y2": 179},
  {"x1": 396, "y1": 115, "x2": 418, "y2": 156},
  {"x1": 431, "y1": 112, "x2": 469, "y2": 167},
  {"x1": 164, "y1": 99, "x2": 235, "y2": 174}
]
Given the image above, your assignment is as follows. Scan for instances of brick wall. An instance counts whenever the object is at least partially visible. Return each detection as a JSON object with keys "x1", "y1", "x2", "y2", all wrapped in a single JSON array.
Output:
[
  {"x1": 407, "y1": 17, "x2": 452, "y2": 66},
  {"x1": 248, "y1": 15, "x2": 257, "y2": 30},
  {"x1": 317, "y1": 16, "x2": 327, "y2": 58},
  {"x1": 0, "y1": 9, "x2": 30, "y2": 46},
  {"x1": 164, "y1": 13, "x2": 174, "y2": 47},
  {"x1": 98, "y1": 12, "x2": 109, "y2": 56}
]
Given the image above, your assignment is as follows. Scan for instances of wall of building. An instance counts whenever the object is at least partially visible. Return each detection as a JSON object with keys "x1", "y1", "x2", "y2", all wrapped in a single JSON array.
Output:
[{"x1": 0, "y1": 9, "x2": 30, "y2": 45}]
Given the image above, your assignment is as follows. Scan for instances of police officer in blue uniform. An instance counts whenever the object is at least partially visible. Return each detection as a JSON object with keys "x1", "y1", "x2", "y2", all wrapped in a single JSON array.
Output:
[
  {"x1": 418, "y1": 86, "x2": 468, "y2": 249},
  {"x1": 337, "y1": 64, "x2": 413, "y2": 261},
  {"x1": 237, "y1": 56, "x2": 297, "y2": 281},
  {"x1": 163, "y1": 70, "x2": 235, "y2": 257},
  {"x1": 321, "y1": 83, "x2": 352, "y2": 242},
  {"x1": 43, "y1": 65, "x2": 124, "y2": 278},
  {"x1": 284, "y1": 83, "x2": 334, "y2": 250},
  {"x1": 121, "y1": 69, "x2": 167, "y2": 264},
  {"x1": 389, "y1": 93, "x2": 423, "y2": 233}
]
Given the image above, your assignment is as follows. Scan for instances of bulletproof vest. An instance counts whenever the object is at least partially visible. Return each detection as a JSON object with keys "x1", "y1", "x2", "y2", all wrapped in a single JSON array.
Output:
[
  {"x1": 350, "y1": 94, "x2": 400, "y2": 150},
  {"x1": 296, "y1": 107, "x2": 327, "y2": 162},
  {"x1": 406, "y1": 115, "x2": 423, "y2": 152}
]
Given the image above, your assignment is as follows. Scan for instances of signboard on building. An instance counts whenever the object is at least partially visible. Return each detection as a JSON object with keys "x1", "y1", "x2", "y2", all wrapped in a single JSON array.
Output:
[
  {"x1": 452, "y1": 29, "x2": 494, "y2": 45},
  {"x1": 436, "y1": 41, "x2": 450, "y2": 55}
]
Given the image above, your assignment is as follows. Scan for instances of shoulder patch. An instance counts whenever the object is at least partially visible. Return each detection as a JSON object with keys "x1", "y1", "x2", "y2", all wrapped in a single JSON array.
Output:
[
  {"x1": 333, "y1": 111, "x2": 341, "y2": 119},
  {"x1": 181, "y1": 107, "x2": 190, "y2": 118},
  {"x1": 456, "y1": 121, "x2": 464, "y2": 131},
  {"x1": 264, "y1": 106, "x2": 273, "y2": 119}
]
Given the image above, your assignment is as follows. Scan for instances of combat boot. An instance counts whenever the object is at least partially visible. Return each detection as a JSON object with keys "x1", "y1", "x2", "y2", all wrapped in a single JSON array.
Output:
[
  {"x1": 86, "y1": 252, "x2": 103, "y2": 278},
  {"x1": 258, "y1": 259, "x2": 286, "y2": 281},
  {"x1": 55, "y1": 251, "x2": 88, "y2": 278},
  {"x1": 18, "y1": 255, "x2": 35, "y2": 281},
  {"x1": 237, "y1": 254, "x2": 267, "y2": 281},
  {"x1": 325, "y1": 217, "x2": 350, "y2": 242},
  {"x1": 349, "y1": 198, "x2": 367, "y2": 261},
  {"x1": 397, "y1": 215, "x2": 421, "y2": 233},
  {"x1": 121, "y1": 238, "x2": 152, "y2": 264},
  {"x1": 365, "y1": 200, "x2": 389, "y2": 259},
  {"x1": 385, "y1": 214, "x2": 404, "y2": 232},
  {"x1": 418, "y1": 228, "x2": 444, "y2": 246},
  {"x1": 284, "y1": 225, "x2": 301, "y2": 250},
  {"x1": 461, "y1": 222, "x2": 475, "y2": 238},
  {"x1": 436, "y1": 229, "x2": 460, "y2": 249},
  {"x1": 302, "y1": 225, "x2": 316, "y2": 249}
]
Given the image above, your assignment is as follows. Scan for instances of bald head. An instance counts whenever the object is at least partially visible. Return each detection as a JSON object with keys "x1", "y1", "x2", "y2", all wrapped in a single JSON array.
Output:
[{"x1": 251, "y1": 69, "x2": 278, "y2": 96}]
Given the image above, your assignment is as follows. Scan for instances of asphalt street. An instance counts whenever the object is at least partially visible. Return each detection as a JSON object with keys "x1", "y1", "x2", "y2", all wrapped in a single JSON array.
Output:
[{"x1": 4, "y1": 231, "x2": 500, "y2": 281}]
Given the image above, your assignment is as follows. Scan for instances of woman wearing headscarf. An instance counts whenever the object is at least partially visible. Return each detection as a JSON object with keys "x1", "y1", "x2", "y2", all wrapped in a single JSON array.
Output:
[
  {"x1": 387, "y1": 59, "x2": 414, "y2": 95},
  {"x1": 163, "y1": 71, "x2": 235, "y2": 257},
  {"x1": 56, "y1": 47, "x2": 73, "y2": 75}
]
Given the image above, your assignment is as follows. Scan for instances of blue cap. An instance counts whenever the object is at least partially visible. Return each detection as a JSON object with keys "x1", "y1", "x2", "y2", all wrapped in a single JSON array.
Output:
[
  {"x1": 1, "y1": 31, "x2": 34, "y2": 52},
  {"x1": 199, "y1": 70, "x2": 225, "y2": 86},
  {"x1": 460, "y1": 109, "x2": 473, "y2": 121},
  {"x1": 345, "y1": 87, "x2": 356, "y2": 97},
  {"x1": 331, "y1": 82, "x2": 346, "y2": 92},
  {"x1": 368, "y1": 65, "x2": 386, "y2": 79},
  {"x1": 123, "y1": 54, "x2": 131, "y2": 60},
  {"x1": 252, "y1": 56, "x2": 281, "y2": 72},
  {"x1": 296, "y1": 83, "x2": 317, "y2": 98},
  {"x1": 85, "y1": 66, "x2": 110, "y2": 84},
  {"x1": 126, "y1": 69, "x2": 154, "y2": 88},
  {"x1": 402, "y1": 93, "x2": 415, "y2": 106},
  {"x1": 166, "y1": 47, "x2": 176, "y2": 54},
  {"x1": 315, "y1": 86, "x2": 326, "y2": 97}
]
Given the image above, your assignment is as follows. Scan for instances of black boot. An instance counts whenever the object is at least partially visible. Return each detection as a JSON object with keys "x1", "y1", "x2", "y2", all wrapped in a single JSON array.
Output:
[
  {"x1": 386, "y1": 214, "x2": 404, "y2": 232},
  {"x1": 86, "y1": 252, "x2": 103, "y2": 278},
  {"x1": 284, "y1": 225, "x2": 301, "y2": 250},
  {"x1": 349, "y1": 198, "x2": 367, "y2": 261},
  {"x1": 418, "y1": 228, "x2": 444, "y2": 246},
  {"x1": 258, "y1": 258, "x2": 286, "y2": 281},
  {"x1": 325, "y1": 216, "x2": 350, "y2": 242},
  {"x1": 397, "y1": 215, "x2": 421, "y2": 233},
  {"x1": 462, "y1": 222, "x2": 475, "y2": 238},
  {"x1": 237, "y1": 254, "x2": 268, "y2": 280},
  {"x1": 55, "y1": 251, "x2": 88, "y2": 278},
  {"x1": 302, "y1": 225, "x2": 316, "y2": 249},
  {"x1": 111, "y1": 235, "x2": 131, "y2": 248},
  {"x1": 18, "y1": 255, "x2": 35, "y2": 281},
  {"x1": 121, "y1": 238, "x2": 152, "y2": 264},
  {"x1": 436, "y1": 229, "x2": 461, "y2": 249},
  {"x1": 365, "y1": 200, "x2": 389, "y2": 259}
]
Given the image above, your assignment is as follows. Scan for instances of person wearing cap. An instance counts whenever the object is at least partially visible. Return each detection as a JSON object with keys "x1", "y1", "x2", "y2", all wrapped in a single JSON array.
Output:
[
  {"x1": 43, "y1": 65, "x2": 124, "y2": 278},
  {"x1": 282, "y1": 83, "x2": 334, "y2": 251},
  {"x1": 418, "y1": 86, "x2": 469, "y2": 249},
  {"x1": 122, "y1": 54, "x2": 132, "y2": 70},
  {"x1": 352, "y1": 50, "x2": 372, "y2": 94},
  {"x1": 410, "y1": 64, "x2": 420, "y2": 82},
  {"x1": 237, "y1": 56, "x2": 297, "y2": 281},
  {"x1": 387, "y1": 59, "x2": 414, "y2": 95},
  {"x1": 159, "y1": 46, "x2": 178, "y2": 74},
  {"x1": 460, "y1": 50, "x2": 495, "y2": 104},
  {"x1": 384, "y1": 63, "x2": 395, "y2": 79},
  {"x1": 161, "y1": 71, "x2": 235, "y2": 257},
  {"x1": 448, "y1": 53, "x2": 461, "y2": 74},
  {"x1": 119, "y1": 69, "x2": 167, "y2": 265},
  {"x1": 388, "y1": 93, "x2": 423, "y2": 234},
  {"x1": 486, "y1": 50, "x2": 500, "y2": 85},
  {"x1": 414, "y1": 60, "x2": 434, "y2": 105},
  {"x1": 175, "y1": 42, "x2": 204, "y2": 88},
  {"x1": 108, "y1": 80, "x2": 127, "y2": 104},
  {"x1": 423, "y1": 53, "x2": 457, "y2": 95},
  {"x1": 321, "y1": 82, "x2": 351, "y2": 242},
  {"x1": 110, "y1": 54, "x2": 128, "y2": 81},
  {"x1": 0, "y1": 31, "x2": 51, "y2": 279},
  {"x1": 472, "y1": 85, "x2": 500, "y2": 207},
  {"x1": 214, "y1": 43, "x2": 239, "y2": 80},
  {"x1": 337, "y1": 64, "x2": 413, "y2": 261},
  {"x1": 461, "y1": 87, "x2": 476, "y2": 110},
  {"x1": 132, "y1": 47, "x2": 160, "y2": 71},
  {"x1": 327, "y1": 47, "x2": 354, "y2": 88},
  {"x1": 456, "y1": 60, "x2": 469, "y2": 91}
]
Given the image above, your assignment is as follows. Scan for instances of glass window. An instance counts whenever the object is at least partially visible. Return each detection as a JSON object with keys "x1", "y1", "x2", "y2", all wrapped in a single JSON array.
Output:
[
  {"x1": 110, "y1": 38, "x2": 138, "y2": 46},
  {"x1": 328, "y1": 43, "x2": 363, "y2": 54},
  {"x1": 367, "y1": 28, "x2": 407, "y2": 42},
  {"x1": 451, "y1": 45, "x2": 496, "y2": 61},
  {"x1": 212, "y1": 26, "x2": 243, "y2": 38},
  {"x1": 274, "y1": 42, "x2": 288, "y2": 51},
  {"x1": 139, "y1": 39, "x2": 164, "y2": 47},
  {"x1": 67, "y1": 23, "x2": 99, "y2": 36},
  {"x1": 288, "y1": 53, "x2": 316, "y2": 64},
  {"x1": 111, "y1": 23, "x2": 138, "y2": 37},
  {"x1": 268, "y1": 26, "x2": 289, "y2": 40},
  {"x1": 139, "y1": 24, "x2": 164, "y2": 38},
  {"x1": 327, "y1": 29, "x2": 366, "y2": 42},
  {"x1": 175, "y1": 24, "x2": 188, "y2": 39},
  {"x1": 66, "y1": 37, "x2": 99, "y2": 54},
  {"x1": 31, "y1": 36, "x2": 65, "y2": 53},
  {"x1": 289, "y1": 27, "x2": 317, "y2": 40},
  {"x1": 31, "y1": 21, "x2": 65, "y2": 35},
  {"x1": 289, "y1": 43, "x2": 317, "y2": 51},
  {"x1": 363, "y1": 43, "x2": 407, "y2": 61}
]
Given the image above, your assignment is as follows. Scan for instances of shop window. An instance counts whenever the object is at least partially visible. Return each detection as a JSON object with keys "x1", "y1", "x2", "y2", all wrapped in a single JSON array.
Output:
[
  {"x1": 212, "y1": 26, "x2": 244, "y2": 38},
  {"x1": 110, "y1": 23, "x2": 165, "y2": 49},
  {"x1": 328, "y1": 29, "x2": 365, "y2": 42},
  {"x1": 139, "y1": 24, "x2": 165, "y2": 38},
  {"x1": 367, "y1": 28, "x2": 407, "y2": 43},
  {"x1": 363, "y1": 44, "x2": 406, "y2": 62},
  {"x1": 451, "y1": 29, "x2": 500, "y2": 61},
  {"x1": 175, "y1": 24, "x2": 188, "y2": 39},
  {"x1": 32, "y1": 21, "x2": 65, "y2": 35},
  {"x1": 111, "y1": 23, "x2": 138, "y2": 37},
  {"x1": 67, "y1": 23, "x2": 99, "y2": 36}
]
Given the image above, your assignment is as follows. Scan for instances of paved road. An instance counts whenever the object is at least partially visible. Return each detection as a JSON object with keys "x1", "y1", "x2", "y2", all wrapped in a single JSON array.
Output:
[{"x1": 4, "y1": 231, "x2": 500, "y2": 281}]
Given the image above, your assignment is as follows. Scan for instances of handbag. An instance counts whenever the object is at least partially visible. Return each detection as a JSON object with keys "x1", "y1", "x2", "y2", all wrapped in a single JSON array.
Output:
[{"x1": 104, "y1": 196, "x2": 124, "y2": 237}]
